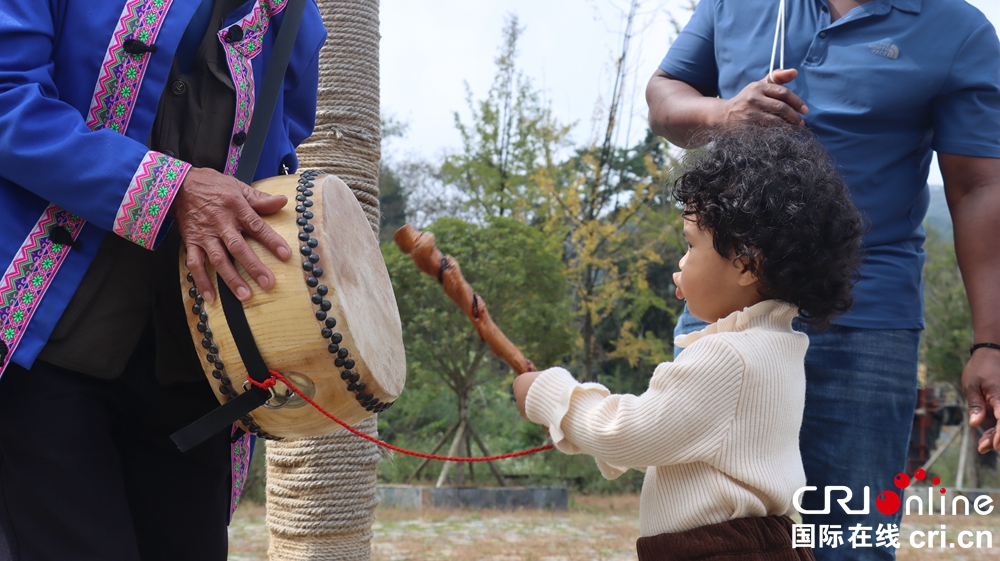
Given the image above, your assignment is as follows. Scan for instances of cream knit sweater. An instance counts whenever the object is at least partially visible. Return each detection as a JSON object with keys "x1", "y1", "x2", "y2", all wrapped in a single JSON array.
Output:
[{"x1": 525, "y1": 300, "x2": 809, "y2": 537}]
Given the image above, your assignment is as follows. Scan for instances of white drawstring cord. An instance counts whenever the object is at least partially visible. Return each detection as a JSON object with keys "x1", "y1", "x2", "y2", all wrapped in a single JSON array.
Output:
[{"x1": 768, "y1": 0, "x2": 786, "y2": 83}]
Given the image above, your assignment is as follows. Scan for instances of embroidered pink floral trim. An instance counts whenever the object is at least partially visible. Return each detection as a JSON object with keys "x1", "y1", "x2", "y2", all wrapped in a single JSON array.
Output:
[
  {"x1": 0, "y1": 207, "x2": 86, "y2": 374},
  {"x1": 114, "y1": 152, "x2": 190, "y2": 248},
  {"x1": 230, "y1": 428, "x2": 254, "y2": 519},
  {"x1": 86, "y1": 0, "x2": 175, "y2": 133},
  {"x1": 2, "y1": 1, "x2": 182, "y2": 373},
  {"x1": 217, "y1": 0, "x2": 289, "y2": 512}
]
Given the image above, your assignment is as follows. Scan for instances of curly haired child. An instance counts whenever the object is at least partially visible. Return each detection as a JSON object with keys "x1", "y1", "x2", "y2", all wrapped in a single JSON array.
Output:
[{"x1": 513, "y1": 122, "x2": 865, "y2": 561}]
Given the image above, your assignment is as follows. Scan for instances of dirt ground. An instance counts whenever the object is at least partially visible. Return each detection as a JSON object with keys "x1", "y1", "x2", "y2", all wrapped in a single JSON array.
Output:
[{"x1": 229, "y1": 493, "x2": 998, "y2": 560}]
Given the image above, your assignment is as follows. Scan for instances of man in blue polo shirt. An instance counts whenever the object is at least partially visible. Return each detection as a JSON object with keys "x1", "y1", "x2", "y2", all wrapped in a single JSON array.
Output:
[{"x1": 647, "y1": 0, "x2": 1000, "y2": 559}]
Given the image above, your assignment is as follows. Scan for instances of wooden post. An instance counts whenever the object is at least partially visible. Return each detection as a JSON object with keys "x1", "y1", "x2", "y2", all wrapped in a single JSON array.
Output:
[
  {"x1": 467, "y1": 422, "x2": 507, "y2": 487},
  {"x1": 406, "y1": 422, "x2": 460, "y2": 483},
  {"x1": 266, "y1": 1, "x2": 383, "y2": 560},
  {"x1": 435, "y1": 419, "x2": 466, "y2": 488},
  {"x1": 956, "y1": 421, "x2": 971, "y2": 490}
]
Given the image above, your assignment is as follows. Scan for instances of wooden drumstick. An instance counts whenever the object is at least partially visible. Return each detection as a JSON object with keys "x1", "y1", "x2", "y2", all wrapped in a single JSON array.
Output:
[{"x1": 394, "y1": 224, "x2": 536, "y2": 375}]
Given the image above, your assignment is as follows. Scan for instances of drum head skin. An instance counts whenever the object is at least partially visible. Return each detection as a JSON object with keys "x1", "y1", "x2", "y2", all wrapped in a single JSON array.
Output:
[{"x1": 179, "y1": 172, "x2": 405, "y2": 439}]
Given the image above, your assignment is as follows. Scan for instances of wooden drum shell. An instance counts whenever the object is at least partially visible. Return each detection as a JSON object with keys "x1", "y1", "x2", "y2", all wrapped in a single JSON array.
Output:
[{"x1": 179, "y1": 173, "x2": 405, "y2": 439}]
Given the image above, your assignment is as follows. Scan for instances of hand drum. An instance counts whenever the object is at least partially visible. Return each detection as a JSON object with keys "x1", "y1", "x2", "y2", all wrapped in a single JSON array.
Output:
[{"x1": 179, "y1": 172, "x2": 405, "y2": 439}]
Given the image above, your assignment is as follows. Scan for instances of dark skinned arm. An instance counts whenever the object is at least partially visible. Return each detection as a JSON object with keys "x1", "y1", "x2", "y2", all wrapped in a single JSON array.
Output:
[
  {"x1": 645, "y1": 68, "x2": 808, "y2": 148},
  {"x1": 939, "y1": 153, "x2": 1000, "y2": 453}
]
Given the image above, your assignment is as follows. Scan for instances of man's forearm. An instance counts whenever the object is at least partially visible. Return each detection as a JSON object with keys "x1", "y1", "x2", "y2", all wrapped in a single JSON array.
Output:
[
  {"x1": 951, "y1": 192, "x2": 1000, "y2": 342},
  {"x1": 646, "y1": 68, "x2": 807, "y2": 148},
  {"x1": 942, "y1": 156, "x2": 1000, "y2": 343},
  {"x1": 645, "y1": 70, "x2": 724, "y2": 148}
]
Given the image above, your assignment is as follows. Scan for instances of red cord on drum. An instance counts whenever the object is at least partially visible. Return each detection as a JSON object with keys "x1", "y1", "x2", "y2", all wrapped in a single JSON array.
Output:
[
  {"x1": 248, "y1": 375, "x2": 278, "y2": 390},
  {"x1": 254, "y1": 370, "x2": 554, "y2": 462}
]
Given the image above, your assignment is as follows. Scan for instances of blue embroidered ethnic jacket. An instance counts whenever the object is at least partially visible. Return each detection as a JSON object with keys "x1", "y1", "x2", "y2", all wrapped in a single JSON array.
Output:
[{"x1": 0, "y1": 0, "x2": 326, "y2": 376}]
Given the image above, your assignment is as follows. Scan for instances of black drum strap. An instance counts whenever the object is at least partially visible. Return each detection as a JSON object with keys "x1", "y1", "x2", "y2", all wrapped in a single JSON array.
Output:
[
  {"x1": 170, "y1": 277, "x2": 273, "y2": 453},
  {"x1": 170, "y1": 387, "x2": 268, "y2": 452},
  {"x1": 216, "y1": 273, "x2": 273, "y2": 386},
  {"x1": 170, "y1": 0, "x2": 307, "y2": 452}
]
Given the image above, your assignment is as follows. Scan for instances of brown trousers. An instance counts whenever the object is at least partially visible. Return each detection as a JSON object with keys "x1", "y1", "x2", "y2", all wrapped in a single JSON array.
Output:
[{"x1": 636, "y1": 515, "x2": 816, "y2": 561}]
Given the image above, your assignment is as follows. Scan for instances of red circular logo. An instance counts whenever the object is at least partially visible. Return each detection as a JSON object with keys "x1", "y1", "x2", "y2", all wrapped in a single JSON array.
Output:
[
  {"x1": 876, "y1": 490, "x2": 901, "y2": 515},
  {"x1": 893, "y1": 472, "x2": 910, "y2": 489}
]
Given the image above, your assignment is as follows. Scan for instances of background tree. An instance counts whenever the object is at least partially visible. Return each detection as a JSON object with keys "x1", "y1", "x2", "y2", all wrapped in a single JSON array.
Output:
[
  {"x1": 920, "y1": 222, "x2": 998, "y2": 489},
  {"x1": 379, "y1": 116, "x2": 410, "y2": 241},
  {"x1": 538, "y1": 132, "x2": 681, "y2": 384},
  {"x1": 440, "y1": 15, "x2": 572, "y2": 221},
  {"x1": 378, "y1": 165, "x2": 407, "y2": 242},
  {"x1": 436, "y1": 4, "x2": 686, "y2": 386},
  {"x1": 589, "y1": 140, "x2": 686, "y2": 393},
  {"x1": 534, "y1": 0, "x2": 683, "y2": 383}
]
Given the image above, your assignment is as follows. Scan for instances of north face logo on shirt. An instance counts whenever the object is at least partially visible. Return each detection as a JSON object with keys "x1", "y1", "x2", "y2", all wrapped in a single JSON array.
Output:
[{"x1": 868, "y1": 43, "x2": 899, "y2": 59}]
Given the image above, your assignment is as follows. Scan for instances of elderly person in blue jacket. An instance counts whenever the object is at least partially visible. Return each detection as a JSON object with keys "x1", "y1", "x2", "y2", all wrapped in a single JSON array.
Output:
[{"x1": 0, "y1": 0, "x2": 326, "y2": 559}]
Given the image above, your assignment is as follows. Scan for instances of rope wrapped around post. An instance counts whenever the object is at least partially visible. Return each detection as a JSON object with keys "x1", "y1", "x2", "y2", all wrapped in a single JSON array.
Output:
[{"x1": 265, "y1": 0, "x2": 382, "y2": 559}]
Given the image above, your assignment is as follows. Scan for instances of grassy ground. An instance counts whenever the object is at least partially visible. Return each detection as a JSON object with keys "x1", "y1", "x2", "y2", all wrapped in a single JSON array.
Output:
[
  {"x1": 371, "y1": 494, "x2": 639, "y2": 561},
  {"x1": 228, "y1": 493, "x2": 998, "y2": 560}
]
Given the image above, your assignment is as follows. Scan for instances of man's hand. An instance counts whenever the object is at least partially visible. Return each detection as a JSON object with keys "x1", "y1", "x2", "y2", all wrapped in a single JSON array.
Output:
[
  {"x1": 170, "y1": 167, "x2": 292, "y2": 303},
  {"x1": 513, "y1": 371, "x2": 541, "y2": 420},
  {"x1": 646, "y1": 68, "x2": 807, "y2": 148},
  {"x1": 722, "y1": 68, "x2": 808, "y2": 127},
  {"x1": 965, "y1": 347, "x2": 1000, "y2": 453}
]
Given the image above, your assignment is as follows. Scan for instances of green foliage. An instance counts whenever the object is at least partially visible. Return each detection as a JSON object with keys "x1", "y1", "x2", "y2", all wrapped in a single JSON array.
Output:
[
  {"x1": 379, "y1": 114, "x2": 411, "y2": 242},
  {"x1": 240, "y1": 440, "x2": 268, "y2": 505},
  {"x1": 591, "y1": 138, "x2": 689, "y2": 392},
  {"x1": 437, "y1": 13, "x2": 686, "y2": 385},
  {"x1": 922, "y1": 226, "x2": 971, "y2": 385},
  {"x1": 537, "y1": 129, "x2": 685, "y2": 383},
  {"x1": 378, "y1": 164, "x2": 408, "y2": 243}
]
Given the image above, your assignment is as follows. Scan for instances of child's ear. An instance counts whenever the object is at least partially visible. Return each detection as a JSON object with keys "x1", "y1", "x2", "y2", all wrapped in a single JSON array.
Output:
[{"x1": 736, "y1": 255, "x2": 762, "y2": 288}]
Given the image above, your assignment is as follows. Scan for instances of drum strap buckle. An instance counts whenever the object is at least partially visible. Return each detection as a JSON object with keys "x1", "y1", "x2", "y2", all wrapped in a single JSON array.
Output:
[{"x1": 243, "y1": 375, "x2": 295, "y2": 410}]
